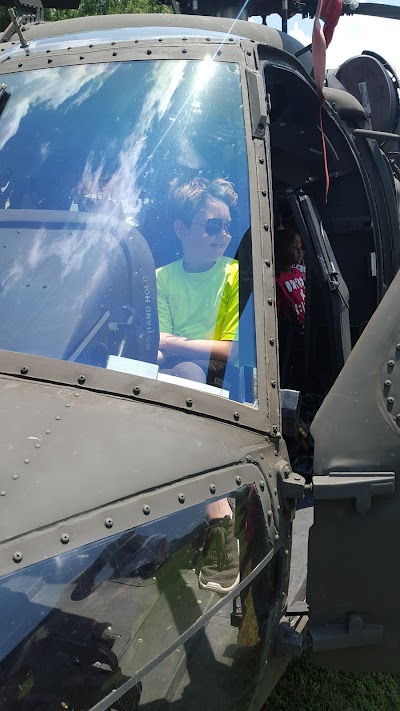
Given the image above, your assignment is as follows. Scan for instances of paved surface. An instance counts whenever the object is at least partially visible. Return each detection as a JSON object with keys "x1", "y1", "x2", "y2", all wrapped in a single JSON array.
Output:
[{"x1": 288, "y1": 495, "x2": 313, "y2": 605}]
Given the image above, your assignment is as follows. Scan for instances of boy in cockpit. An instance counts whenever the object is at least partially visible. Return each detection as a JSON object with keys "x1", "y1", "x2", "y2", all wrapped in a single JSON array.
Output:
[
  {"x1": 156, "y1": 177, "x2": 239, "y2": 595},
  {"x1": 156, "y1": 176, "x2": 239, "y2": 387}
]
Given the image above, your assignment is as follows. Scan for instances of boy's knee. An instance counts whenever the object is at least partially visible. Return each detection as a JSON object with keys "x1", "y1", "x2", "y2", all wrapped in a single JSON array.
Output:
[{"x1": 171, "y1": 362, "x2": 206, "y2": 383}]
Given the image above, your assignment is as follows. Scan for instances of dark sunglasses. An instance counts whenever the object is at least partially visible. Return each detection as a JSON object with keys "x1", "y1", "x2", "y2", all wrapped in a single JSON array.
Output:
[{"x1": 192, "y1": 218, "x2": 232, "y2": 236}]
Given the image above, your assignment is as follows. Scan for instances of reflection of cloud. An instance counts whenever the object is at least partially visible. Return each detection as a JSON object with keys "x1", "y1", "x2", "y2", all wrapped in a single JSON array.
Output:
[
  {"x1": 77, "y1": 61, "x2": 187, "y2": 223},
  {"x1": 0, "y1": 64, "x2": 113, "y2": 151}
]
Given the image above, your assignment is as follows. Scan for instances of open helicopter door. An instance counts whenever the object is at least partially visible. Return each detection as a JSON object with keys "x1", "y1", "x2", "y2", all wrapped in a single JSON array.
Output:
[
  {"x1": 288, "y1": 192, "x2": 351, "y2": 374},
  {"x1": 307, "y1": 267, "x2": 400, "y2": 671}
]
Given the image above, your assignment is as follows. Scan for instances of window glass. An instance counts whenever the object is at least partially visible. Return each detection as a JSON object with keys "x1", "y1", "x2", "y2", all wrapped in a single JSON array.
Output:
[
  {"x1": 0, "y1": 59, "x2": 256, "y2": 405},
  {"x1": 0, "y1": 487, "x2": 278, "y2": 710}
]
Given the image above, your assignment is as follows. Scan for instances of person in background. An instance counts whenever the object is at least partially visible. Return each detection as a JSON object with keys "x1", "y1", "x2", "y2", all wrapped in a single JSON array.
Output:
[{"x1": 275, "y1": 223, "x2": 306, "y2": 327}]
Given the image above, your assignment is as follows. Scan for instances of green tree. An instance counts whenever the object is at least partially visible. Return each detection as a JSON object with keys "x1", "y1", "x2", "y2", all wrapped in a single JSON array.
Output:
[
  {"x1": 0, "y1": 0, "x2": 170, "y2": 31},
  {"x1": 45, "y1": 0, "x2": 171, "y2": 21}
]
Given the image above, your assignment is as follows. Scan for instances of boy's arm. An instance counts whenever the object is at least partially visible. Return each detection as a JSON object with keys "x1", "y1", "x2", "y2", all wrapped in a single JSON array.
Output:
[{"x1": 159, "y1": 333, "x2": 235, "y2": 361}]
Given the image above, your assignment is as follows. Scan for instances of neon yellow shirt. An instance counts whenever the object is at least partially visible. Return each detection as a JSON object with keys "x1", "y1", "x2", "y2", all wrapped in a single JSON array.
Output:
[{"x1": 156, "y1": 257, "x2": 239, "y2": 341}]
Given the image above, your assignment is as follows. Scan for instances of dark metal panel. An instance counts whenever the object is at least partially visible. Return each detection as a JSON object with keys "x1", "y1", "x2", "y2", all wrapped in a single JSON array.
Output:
[
  {"x1": 0, "y1": 373, "x2": 267, "y2": 545},
  {"x1": 308, "y1": 268, "x2": 400, "y2": 671}
]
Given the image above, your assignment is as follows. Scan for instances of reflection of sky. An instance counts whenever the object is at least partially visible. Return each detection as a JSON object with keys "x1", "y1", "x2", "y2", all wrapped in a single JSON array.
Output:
[
  {"x1": 0, "y1": 63, "x2": 113, "y2": 151},
  {"x1": 78, "y1": 61, "x2": 187, "y2": 222}
]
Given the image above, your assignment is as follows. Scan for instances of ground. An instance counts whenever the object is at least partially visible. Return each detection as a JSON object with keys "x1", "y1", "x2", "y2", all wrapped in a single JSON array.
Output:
[{"x1": 264, "y1": 653, "x2": 400, "y2": 710}]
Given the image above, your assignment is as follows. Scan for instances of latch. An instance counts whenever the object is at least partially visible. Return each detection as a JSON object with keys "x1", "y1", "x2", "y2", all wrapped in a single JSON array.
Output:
[
  {"x1": 309, "y1": 613, "x2": 383, "y2": 652},
  {"x1": 276, "y1": 459, "x2": 305, "y2": 510},
  {"x1": 312, "y1": 471, "x2": 395, "y2": 513}
]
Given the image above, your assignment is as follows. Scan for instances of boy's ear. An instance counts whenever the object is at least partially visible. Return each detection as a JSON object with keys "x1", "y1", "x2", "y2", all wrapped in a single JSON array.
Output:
[{"x1": 174, "y1": 219, "x2": 187, "y2": 241}]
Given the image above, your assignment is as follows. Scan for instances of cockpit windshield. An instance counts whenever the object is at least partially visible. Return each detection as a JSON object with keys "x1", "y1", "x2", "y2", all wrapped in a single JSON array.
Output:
[{"x1": 0, "y1": 58, "x2": 256, "y2": 405}]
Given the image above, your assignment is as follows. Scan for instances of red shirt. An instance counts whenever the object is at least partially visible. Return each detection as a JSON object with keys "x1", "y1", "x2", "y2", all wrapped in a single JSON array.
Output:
[{"x1": 276, "y1": 266, "x2": 306, "y2": 324}]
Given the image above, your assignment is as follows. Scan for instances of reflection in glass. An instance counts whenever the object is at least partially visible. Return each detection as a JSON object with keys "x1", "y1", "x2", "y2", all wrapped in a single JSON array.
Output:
[
  {"x1": 0, "y1": 487, "x2": 277, "y2": 710},
  {"x1": 0, "y1": 59, "x2": 256, "y2": 404}
]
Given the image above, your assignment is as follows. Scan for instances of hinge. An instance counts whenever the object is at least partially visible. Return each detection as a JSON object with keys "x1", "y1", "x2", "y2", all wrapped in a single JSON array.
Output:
[
  {"x1": 309, "y1": 613, "x2": 383, "y2": 652},
  {"x1": 313, "y1": 471, "x2": 395, "y2": 513},
  {"x1": 245, "y1": 67, "x2": 267, "y2": 140}
]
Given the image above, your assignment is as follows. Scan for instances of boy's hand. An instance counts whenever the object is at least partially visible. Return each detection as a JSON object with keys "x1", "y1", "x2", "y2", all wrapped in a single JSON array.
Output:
[{"x1": 159, "y1": 332, "x2": 183, "y2": 355}]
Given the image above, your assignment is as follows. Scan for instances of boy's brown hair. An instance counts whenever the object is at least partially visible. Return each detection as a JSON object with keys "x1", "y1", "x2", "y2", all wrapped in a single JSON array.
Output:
[{"x1": 169, "y1": 176, "x2": 238, "y2": 226}]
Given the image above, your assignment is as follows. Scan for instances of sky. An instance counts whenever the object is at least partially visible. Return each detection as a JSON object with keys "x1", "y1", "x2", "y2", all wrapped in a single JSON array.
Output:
[{"x1": 250, "y1": 0, "x2": 400, "y2": 72}]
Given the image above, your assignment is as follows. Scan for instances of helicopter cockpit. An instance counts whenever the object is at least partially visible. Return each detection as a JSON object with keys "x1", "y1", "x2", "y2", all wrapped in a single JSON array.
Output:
[{"x1": 0, "y1": 54, "x2": 257, "y2": 405}]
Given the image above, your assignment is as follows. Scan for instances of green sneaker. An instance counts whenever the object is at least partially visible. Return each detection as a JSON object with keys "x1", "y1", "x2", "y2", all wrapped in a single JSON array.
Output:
[{"x1": 198, "y1": 515, "x2": 240, "y2": 594}]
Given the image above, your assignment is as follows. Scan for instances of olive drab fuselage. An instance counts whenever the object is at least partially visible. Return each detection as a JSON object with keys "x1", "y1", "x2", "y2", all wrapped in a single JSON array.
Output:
[{"x1": 0, "y1": 8, "x2": 398, "y2": 711}]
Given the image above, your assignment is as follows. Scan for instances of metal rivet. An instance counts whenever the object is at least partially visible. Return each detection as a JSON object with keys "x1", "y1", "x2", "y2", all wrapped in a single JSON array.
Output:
[
  {"x1": 158, "y1": 37, "x2": 163, "y2": 41},
  {"x1": 388, "y1": 360, "x2": 395, "y2": 367},
  {"x1": 267, "y1": 509, "x2": 272, "y2": 519},
  {"x1": 105, "y1": 518, "x2": 113, "y2": 529},
  {"x1": 78, "y1": 375, "x2": 86, "y2": 384},
  {"x1": 65, "y1": 403, "x2": 70, "y2": 408},
  {"x1": 143, "y1": 504, "x2": 151, "y2": 515},
  {"x1": 35, "y1": 443, "x2": 40, "y2": 449},
  {"x1": 47, "y1": 58, "x2": 52, "y2": 63},
  {"x1": 271, "y1": 380, "x2": 276, "y2": 388},
  {"x1": 274, "y1": 488, "x2": 277, "y2": 495},
  {"x1": 1, "y1": 490, "x2": 6, "y2": 496},
  {"x1": 269, "y1": 338, "x2": 275, "y2": 346},
  {"x1": 267, "y1": 298, "x2": 273, "y2": 305},
  {"x1": 45, "y1": 429, "x2": 51, "y2": 434},
  {"x1": 265, "y1": 259, "x2": 271, "y2": 267},
  {"x1": 75, "y1": 393, "x2": 79, "y2": 397},
  {"x1": 395, "y1": 414, "x2": 400, "y2": 423},
  {"x1": 259, "y1": 158, "x2": 264, "y2": 164},
  {"x1": 138, "y1": 638, "x2": 143, "y2": 642},
  {"x1": 186, "y1": 398, "x2": 193, "y2": 407},
  {"x1": 13, "y1": 552, "x2": 22, "y2": 563},
  {"x1": 209, "y1": 484, "x2": 216, "y2": 494},
  {"x1": 112, "y1": 51, "x2": 117, "y2": 56},
  {"x1": 178, "y1": 493, "x2": 185, "y2": 504},
  {"x1": 18, "y1": 62, "x2": 22, "y2": 68},
  {"x1": 260, "y1": 480, "x2": 265, "y2": 491},
  {"x1": 384, "y1": 380, "x2": 392, "y2": 387},
  {"x1": 20, "y1": 366, "x2": 28, "y2": 374},
  {"x1": 147, "y1": 50, "x2": 152, "y2": 55},
  {"x1": 260, "y1": 453, "x2": 264, "y2": 459},
  {"x1": 55, "y1": 416, "x2": 61, "y2": 421},
  {"x1": 60, "y1": 533, "x2": 69, "y2": 544},
  {"x1": 206, "y1": 37, "x2": 210, "y2": 41},
  {"x1": 89, "y1": 43, "x2": 93, "y2": 47},
  {"x1": 217, "y1": 50, "x2": 221, "y2": 56},
  {"x1": 258, "y1": 122, "x2": 264, "y2": 131},
  {"x1": 235, "y1": 475, "x2": 242, "y2": 485},
  {"x1": 396, "y1": 344, "x2": 400, "y2": 351},
  {"x1": 275, "y1": 534, "x2": 280, "y2": 541},
  {"x1": 247, "y1": 50, "x2": 251, "y2": 56},
  {"x1": 133, "y1": 386, "x2": 141, "y2": 395},
  {"x1": 233, "y1": 411, "x2": 240, "y2": 421},
  {"x1": 24, "y1": 458, "x2": 30, "y2": 464},
  {"x1": 261, "y1": 190, "x2": 267, "y2": 196},
  {"x1": 80, "y1": 55, "x2": 84, "y2": 60},
  {"x1": 111, "y1": 41, "x2": 116, "y2": 45},
  {"x1": 182, "y1": 48, "x2": 187, "y2": 53},
  {"x1": 388, "y1": 397, "x2": 395, "y2": 404},
  {"x1": 12, "y1": 474, "x2": 18, "y2": 480}
]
